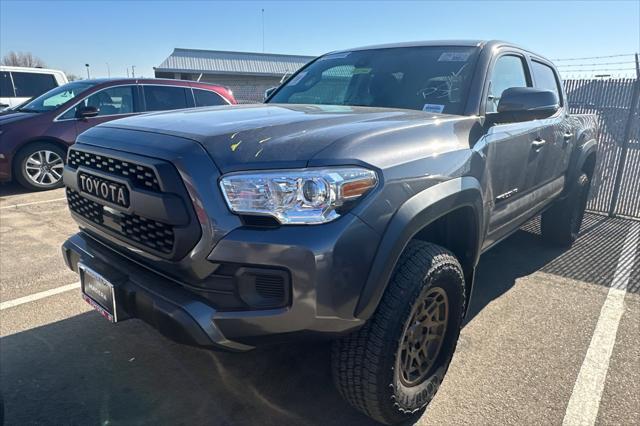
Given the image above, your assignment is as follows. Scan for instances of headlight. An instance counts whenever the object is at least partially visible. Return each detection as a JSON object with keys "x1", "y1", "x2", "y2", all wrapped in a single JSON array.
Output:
[{"x1": 220, "y1": 167, "x2": 378, "y2": 224}]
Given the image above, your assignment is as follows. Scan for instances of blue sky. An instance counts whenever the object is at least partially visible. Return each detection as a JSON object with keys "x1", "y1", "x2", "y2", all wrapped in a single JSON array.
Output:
[{"x1": 1, "y1": 0, "x2": 639, "y2": 78}]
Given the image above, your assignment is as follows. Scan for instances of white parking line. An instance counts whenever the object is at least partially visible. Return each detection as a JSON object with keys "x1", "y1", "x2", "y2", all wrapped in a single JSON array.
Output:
[
  {"x1": 563, "y1": 223, "x2": 640, "y2": 426},
  {"x1": 0, "y1": 282, "x2": 80, "y2": 310},
  {"x1": 0, "y1": 197, "x2": 67, "y2": 210}
]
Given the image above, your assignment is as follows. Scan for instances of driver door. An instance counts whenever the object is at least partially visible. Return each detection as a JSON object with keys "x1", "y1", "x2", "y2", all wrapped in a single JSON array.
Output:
[{"x1": 477, "y1": 53, "x2": 545, "y2": 248}]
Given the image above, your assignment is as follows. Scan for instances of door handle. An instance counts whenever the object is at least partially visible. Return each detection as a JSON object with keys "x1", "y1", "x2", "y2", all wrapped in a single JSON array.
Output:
[
  {"x1": 531, "y1": 138, "x2": 546, "y2": 149},
  {"x1": 564, "y1": 132, "x2": 573, "y2": 139}
]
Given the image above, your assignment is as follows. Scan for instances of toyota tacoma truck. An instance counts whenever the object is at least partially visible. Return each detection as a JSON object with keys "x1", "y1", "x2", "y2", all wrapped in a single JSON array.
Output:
[{"x1": 62, "y1": 40, "x2": 597, "y2": 424}]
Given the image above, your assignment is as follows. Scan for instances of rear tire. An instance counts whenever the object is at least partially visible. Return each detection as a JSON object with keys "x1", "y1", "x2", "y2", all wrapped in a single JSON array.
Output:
[
  {"x1": 13, "y1": 142, "x2": 66, "y2": 191},
  {"x1": 332, "y1": 241, "x2": 466, "y2": 425},
  {"x1": 541, "y1": 173, "x2": 590, "y2": 247}
]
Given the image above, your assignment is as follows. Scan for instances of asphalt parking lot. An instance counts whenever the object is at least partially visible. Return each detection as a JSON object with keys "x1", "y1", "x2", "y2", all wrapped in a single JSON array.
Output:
[{"x1": 1, "y1": 182, "x2": 638, "y2": 426}]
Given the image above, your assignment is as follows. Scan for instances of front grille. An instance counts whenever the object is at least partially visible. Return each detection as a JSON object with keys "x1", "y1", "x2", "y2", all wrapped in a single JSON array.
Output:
[
  {"x1": 67, "y1": 149, "x2": 160, "y2": 192},
  {"x1": 67, "y1": 188, "x2": 175, "y2": 254},
  {"x1": 66, "y1": 188, "x2": 104, "y2": 224}
]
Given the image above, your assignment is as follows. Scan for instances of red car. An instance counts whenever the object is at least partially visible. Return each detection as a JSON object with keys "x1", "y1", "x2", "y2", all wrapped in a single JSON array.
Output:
[{"x1": 0, "y1": 78, "x2": 236, "y2": 191}]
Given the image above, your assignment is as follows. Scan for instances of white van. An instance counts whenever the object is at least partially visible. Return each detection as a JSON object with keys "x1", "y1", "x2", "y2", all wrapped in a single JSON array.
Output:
[{"x1": 0, "y1": 66, "x2": 68, "y2": 110}]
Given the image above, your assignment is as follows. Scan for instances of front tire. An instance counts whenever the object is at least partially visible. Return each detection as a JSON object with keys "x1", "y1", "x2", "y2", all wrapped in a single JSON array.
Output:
[
  {"x1": 332, "y1": 241, "x2": 466, "y2": 425},
  {"x1": 13, "y1": 142, "x2": 66, "y2": 191},
  {"x1": 541, "y1": 173, "x2": 590, "y2": 247}
]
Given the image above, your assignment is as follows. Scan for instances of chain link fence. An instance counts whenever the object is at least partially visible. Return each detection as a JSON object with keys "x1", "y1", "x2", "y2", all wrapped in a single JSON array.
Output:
[{"x1": 565, "y1": 77, "x2": 640, "y2": 219}]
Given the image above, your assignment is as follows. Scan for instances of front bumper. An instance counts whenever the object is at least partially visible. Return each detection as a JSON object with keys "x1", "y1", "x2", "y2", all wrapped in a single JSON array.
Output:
[{"x1": 62, "y1": 211, "x2": 379, "y2": 351}]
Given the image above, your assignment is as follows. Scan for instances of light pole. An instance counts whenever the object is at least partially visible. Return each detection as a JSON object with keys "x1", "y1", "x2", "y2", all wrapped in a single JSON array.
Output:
[
  {"x1": 85, "y1": 64, "x2": 90, "y2": 79},
  {"x1": 105, "y1": 62, "x2": 111, "y2": 78}
]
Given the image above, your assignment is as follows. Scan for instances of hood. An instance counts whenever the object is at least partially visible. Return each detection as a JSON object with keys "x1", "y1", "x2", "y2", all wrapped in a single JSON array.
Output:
[
  {"x1": 0, "y1": 111, "x2": 39, "y2": 126},
  {"x1": 99, "y1": 104, "x2": 463, "y2": 173}
]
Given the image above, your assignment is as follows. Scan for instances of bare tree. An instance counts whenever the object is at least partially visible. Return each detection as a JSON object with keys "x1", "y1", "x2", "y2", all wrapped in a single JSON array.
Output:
[
  {"x1": 1, "y1": 51, "x2": 46, "y2": 68},
  {"x1": 66, "y1": 73, "x2": 82, "y2": 81}
]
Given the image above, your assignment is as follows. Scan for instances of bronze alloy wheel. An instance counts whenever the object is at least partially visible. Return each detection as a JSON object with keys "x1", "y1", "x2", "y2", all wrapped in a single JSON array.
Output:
[{"x1": 397, "y1": 286, "x2": 449, "y2": 387}]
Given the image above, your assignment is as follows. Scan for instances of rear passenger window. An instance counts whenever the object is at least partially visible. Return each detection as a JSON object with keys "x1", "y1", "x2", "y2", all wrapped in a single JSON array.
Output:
[
  {"x1": 0, "y1": 72, "x2": 14, "y2": 97},
  {"x1": 194, "y1": 89, "x2": 227, "y2": 107},
  {"x1": 487, "y1": 55, "x2": 529, "y2": 113},
  {"x1": 143, "y1": 86, "x2": 188, "y2": 111},
  {"x1": 532, "y1": 61, "x2": 562, "y2": 105},
  {"x1": 12, "y1": 72, "x2": 57, "y2": 98}
]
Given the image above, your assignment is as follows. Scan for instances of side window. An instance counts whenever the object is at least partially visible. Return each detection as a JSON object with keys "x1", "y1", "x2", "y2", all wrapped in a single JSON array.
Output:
[
  {"x1": 63, "y1": 85, "x2": 135, "y2": 119},
  {"x1": 532, "y1": 61, "x2": 562, "y2": 105},
  {"x1": 12, "y1": 72, "x2": 57, "y2": 98},
  {"x1": 487, "y1": 55, "x2": 529, "y2": 113},
  {"x1": 193, "y1": 89, "x2": 227, "y2": 107},
  {"x1": 1, "y1": 72, "x2": 15, "y2": 98},
  {"x1": 143, "y1": 86, "x2": 188, "y2": 111}
]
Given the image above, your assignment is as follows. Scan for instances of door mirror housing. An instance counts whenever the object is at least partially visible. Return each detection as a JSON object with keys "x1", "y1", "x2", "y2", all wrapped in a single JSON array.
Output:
[
  {"x1": 76, "y1": 105, "x2": 99, "y2": 119},
  {"x1": 488, "y1": 87, "x2": 560, "y2": 124},
  {"x1": 264, "y1": 87, "x2": 278, "y2": 101}
]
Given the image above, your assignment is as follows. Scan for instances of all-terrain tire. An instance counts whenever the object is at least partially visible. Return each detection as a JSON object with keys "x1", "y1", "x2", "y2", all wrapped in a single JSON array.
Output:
[
  {"x1": 13, "y1": 142, "x2": 66, "y2": 191},
  {"x1": 541, "y1": 173, "x2": 590, "y2": 247},
  {"x1": 332, "y1": 241, "x2": 466, "y2": 425}
]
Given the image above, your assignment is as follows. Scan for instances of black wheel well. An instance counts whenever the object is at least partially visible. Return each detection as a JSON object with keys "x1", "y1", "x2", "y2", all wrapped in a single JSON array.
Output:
[
  {"x1": 582, "y1": 152, "x2": 596, "y2": 179},
  {"x1": 411, "y1": 206, "x2": 478, "y2": 301}
]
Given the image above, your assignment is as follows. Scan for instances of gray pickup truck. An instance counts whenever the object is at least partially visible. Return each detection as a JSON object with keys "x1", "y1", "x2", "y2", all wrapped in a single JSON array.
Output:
[{"x1": 62, "y1": 40, "x2": 597, "y2": 424}]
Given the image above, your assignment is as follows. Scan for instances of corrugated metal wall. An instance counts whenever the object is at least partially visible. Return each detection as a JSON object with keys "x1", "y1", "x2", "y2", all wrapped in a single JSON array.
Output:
[
  {"x1": 199, "y1": 74, "x2": 281, "y2": 104},
  {"x1": 564, "y1": 78, "x2": 640, "y2": 218}
]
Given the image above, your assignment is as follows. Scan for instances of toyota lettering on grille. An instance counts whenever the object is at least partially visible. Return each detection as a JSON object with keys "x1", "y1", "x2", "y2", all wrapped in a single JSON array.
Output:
[{"x1": 78, "y1": 172, "x2": 130, "y2": 208}]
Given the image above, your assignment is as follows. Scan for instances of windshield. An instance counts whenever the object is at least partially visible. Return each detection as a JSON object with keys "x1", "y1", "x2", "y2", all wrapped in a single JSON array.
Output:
[
  {"x1": 19, "y1": 81, "x2": 95, "y2": 113},
  {"x1": 269, "y1": 46, "x2": 479, "y2": 115}
]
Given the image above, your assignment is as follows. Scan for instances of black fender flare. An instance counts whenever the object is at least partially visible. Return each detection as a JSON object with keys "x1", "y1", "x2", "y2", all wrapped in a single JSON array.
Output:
[
  {"x1": 566, "y1": 138, "x2": 597, "y2": 191},
  {"x1": 354, "y1": 176, "x2": 484, "y2": 319}
]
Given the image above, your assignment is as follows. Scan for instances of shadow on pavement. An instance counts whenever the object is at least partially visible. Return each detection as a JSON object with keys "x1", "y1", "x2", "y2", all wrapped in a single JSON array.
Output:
[
  {"x1": 1, "y1": 314, "x2": 376, "y2": 426},
  {"x1": 1, "y1": 213, "x2": 632, "y2": 425},
  {"x1": 0, "y1": 182, "x2": 33, "y2": 197},
  {"x1": 467, "y1": 213, "x2": 633, "y2": 322}
]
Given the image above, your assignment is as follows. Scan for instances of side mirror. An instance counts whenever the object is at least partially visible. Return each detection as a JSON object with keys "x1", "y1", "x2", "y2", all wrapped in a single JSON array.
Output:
[
  {"x1": 264, "y1": 87, "x2": 278, "y2": 101},
  {"x1": 488, "y1": 87, "x2": 559, "y2": 124},
  {"x1": 76, "y1": 105, "x2": 99, "y2": 119}
]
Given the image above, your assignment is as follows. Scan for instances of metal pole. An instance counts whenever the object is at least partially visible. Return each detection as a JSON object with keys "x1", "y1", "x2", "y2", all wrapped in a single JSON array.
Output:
[
  {"x1": 85, "y1": 64, "x2": 90, "y2": 79},
  {"x1": 131, "y1": 65, "x2": 136, "y2": 78},
  {"x1": 261, "y1": 8, "x2": 265, "y2": 53},
  {"x1": 105, "y1": 62, "x2": 111, "y2": 78},
  {"x1": 608, "y1": 53, "x2": 640, "y2": 217}
]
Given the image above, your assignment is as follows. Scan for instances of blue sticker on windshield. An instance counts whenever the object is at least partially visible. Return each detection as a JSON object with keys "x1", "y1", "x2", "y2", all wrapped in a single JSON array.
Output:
[{"x1": 422, "y1": 104, "x2": 445, "y2": 113}]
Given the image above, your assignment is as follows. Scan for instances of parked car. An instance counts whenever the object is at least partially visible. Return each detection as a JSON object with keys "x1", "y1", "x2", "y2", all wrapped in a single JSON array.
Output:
[
  {"x1": 0, "y1": 66, "x2": 68, "y2": 110},
  {"x1": 61, "y1": 41, "x2": 597, "y2": 425},
  {"x1": 0, "y1": 78, "x2": 235, "y2": 190}
]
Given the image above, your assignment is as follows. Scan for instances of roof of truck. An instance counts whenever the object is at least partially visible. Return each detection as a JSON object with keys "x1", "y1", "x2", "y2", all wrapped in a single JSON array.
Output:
[
  {"x1": 334, "y1": 40, "x2": 488, "y2": 52},
  {"x1": 328, "y1": 40, "x2": 552, "y2": 64}
]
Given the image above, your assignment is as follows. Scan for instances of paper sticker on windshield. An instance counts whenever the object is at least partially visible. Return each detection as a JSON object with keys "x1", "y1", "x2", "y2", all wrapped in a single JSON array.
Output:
[
  {"x1": 438, "y1": 52, "x2": 471, "y2": 62},
  {"x1": 423, "y1": 104, "x2": 445, "y2": 113},
  {"x1": 288, "y1": 71, "x2": 307, "y2": 85},
  {"x1": 318, "y1": 52, "x2": 351, "y2": 61},
  {"x1": 352, "y1": 67, "x2": 371, "y2": 75}
]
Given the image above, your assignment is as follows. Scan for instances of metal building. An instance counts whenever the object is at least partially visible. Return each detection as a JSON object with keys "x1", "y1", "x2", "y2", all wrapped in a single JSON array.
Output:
[{"x1": 155, "y1": 48, "x2": 315, "y2": 103}]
